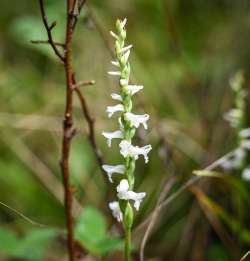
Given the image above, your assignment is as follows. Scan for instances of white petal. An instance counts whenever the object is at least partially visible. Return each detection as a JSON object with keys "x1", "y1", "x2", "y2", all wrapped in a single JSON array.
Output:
[
  {"x1": 109, "y1": 201, "x2": 123, "y2": 222},
  {"x1": 111, "y1": 93, "x2": 122, "y2": 101},
  {"x1": 119, "y1": 140, "x2": 152, "y2": 163},
  {"x1": 102, "y1": 164, "x2": 125, "y2": 183},
  {"x1": 106, "y1": 104, "x2": 124, "y2": 118},
  {"x1": 120, "y1": 78, "x2": 129, "y2": 86},
  {"x1": 110, "y1": 31, "x2": 118, "y2": 39},
  {"x1": 111, "y1": 60, "x2": 120, "y2": 67},
  {"x1": 102, "y1": 130, "x2": 123, "y2": 147},
  {"x1": 116, "y1": 181, "x2": 146, "y2": 211},
  {"x1": 120, "y1": 45, "x2": 133, "y2": 53},
  {"x1": 117, "y1": 179, "x2": 129, "y2": 193},
  {"x1": 121, "y1": 18, "x2": 127, "y2": 28},
  {"x1": 242, "y1": 167, "x2": 250, "y2": 181},
  {"x1": 125, "y1": 112, "x2": 149, "y2": 129},
  {"x1": 240, "y1": 128, "x2": 250, "y2": 138},
  {"x1": 122, "y1": 50, "x2": 130, "y2": 64},
  {"x1": 124, "y1": 85, "x2": 143, "y2": 95},
  {"x1": 108, "y1": 71, "x2": 121, "y2": 76},
  {"x1": 241, "y1": 140, "x2": 250, "y2": 150}
]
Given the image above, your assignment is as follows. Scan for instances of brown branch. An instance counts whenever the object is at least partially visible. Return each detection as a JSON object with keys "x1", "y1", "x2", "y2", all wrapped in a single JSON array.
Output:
[
  {"x1": 38, "y1": 0, "x2": 65, "y2": 62},
  {"x1": 72, "y1": 75, "x2": 104, "y2": 169},
  {"x1": 72, "y1": 79, "x2": 95, "y2": 89},
  {"x1": 58, "y1": 0, "x2": 77, "y2": 260},
  {"x1": 31, "y1": 40, "x2": 65, "y2": 48}
]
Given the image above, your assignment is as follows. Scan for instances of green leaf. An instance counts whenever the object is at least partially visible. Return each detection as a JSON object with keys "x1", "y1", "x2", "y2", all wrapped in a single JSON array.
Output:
[
  {"x1": 0, "y1": 228, "x2": 18, "y2": 255},
  {"x1": 74, "y1": 207, "x2": 106, "y2": 248},
  {"x1": 14, "y1": 228, "x2": 57, "y2": 260},
  {"x1": 95, "y1": 238, "x2": 123, "y2": 254},
  {"x1": 74, "y1": 206, "x2": 123, "y2": 255}
]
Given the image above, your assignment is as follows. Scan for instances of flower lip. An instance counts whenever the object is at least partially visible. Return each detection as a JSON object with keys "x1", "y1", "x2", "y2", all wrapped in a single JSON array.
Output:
[
  {"x1": 106, "y1": 104, "x2": 124, "y2": 118},
  {"x1": 102, "y1": 130, "x2": 123, "y2": 147},
  {"x1": 109, "y1": 201, "x2": 123, "y2": 222},
  {"x1": 116, "y1": 179, "x2": 146, "y2": 211},
  {"x1": 124, "y1": 112, "x2": 149, "y2": 129},
  {"x1": 102, "y1": 164, "x2": 125, "y2": 183},
  {"x1": 119, "y1": 140, "x2": 152, "y2": 163}
]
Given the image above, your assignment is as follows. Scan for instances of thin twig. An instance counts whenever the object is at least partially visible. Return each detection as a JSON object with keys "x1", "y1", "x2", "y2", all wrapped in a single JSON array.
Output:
[
  {"x1": 38, "y1": 0, "x2": 65, "y2": 62},
  {"x1": 240, "y1": 250, "x2": 250, "y2": 261},
  {"x1": 31, "y1": 40, "x2": 65, "y2": 48},
  {"x1": 72, "y1": 75, "x2": 104, "y2": 169},
  {"x1": 0, "y1": 201, "x2": 49, "y2": 228},
  {"x1": 72, "y1": 80, "x2": 95, "y2": 89},
  {"x1": 58, "y1": 1, "x2": 77, "y2": 260}
]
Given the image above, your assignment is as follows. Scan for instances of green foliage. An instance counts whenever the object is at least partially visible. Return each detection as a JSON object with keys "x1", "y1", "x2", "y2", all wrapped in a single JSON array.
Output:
[
  {"x1": 0, "y1": 228, "x2": 56, "y2": 260},
  {"x1": 74, "y1": 206, "x2": 123, "y2": 255}
]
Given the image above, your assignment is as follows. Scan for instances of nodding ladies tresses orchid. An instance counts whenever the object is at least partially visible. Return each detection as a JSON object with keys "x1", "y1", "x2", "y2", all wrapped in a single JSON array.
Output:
[
  {"x1": 222, "y1": 71, "x2": 250, "y2": 181},
  {"x1": 102, "y1": 18, "x2": 152, "y2": 260}
]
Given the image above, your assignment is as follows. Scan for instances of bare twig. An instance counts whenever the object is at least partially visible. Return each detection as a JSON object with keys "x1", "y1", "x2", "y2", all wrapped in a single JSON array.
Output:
[
  {"x1": 72, "y1": 80, "x2": 96, "y2": 89},
  {"x1": 72, "y1": 75, "x2": 104, "y2": 169},
  {"x1": 31, "y1": 40, "x2": 65, "y2": 48},
  {"x1": 240, "y1": 250, "x2": 250, "y2": 261},
  {"x1": 38, "y1": 0, "x2": 65, "y2": 62},
  {"x1": 0, "y1": 201, "x2": 50, "y2": 228}
]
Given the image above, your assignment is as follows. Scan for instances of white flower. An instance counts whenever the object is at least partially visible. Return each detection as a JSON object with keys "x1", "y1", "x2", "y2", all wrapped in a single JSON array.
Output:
[
  {"x1": 117, "y1": 179, "x2": 146, "y2": 211},
  {"x1": 102, "y1": 164, "x2": 125, "y2": 183},
  {"x1": 120, "y1": 18, "x2": 127, "y2": 29},
  {"x1": 102, "y1": 130, "x2": 123, "y2": 147},
  {"x1": 109, "y1": 201, "x2": 123, "y2": 222},
  {"x1": 121, "y1": 50, "x2": 130, "y2": 64},
  {"x1": 125, "y1": 112, "x2": 149, "y2": 129},
  {"x1": 224, "y1": 109, "x2": 243, "y2": 128},
  {"x1": 106, "y1": 104, "x2": 124, "y2": 117},
  {"x1": 108, "y1": 71, "x2": 121, "y2": 76},
  {"x1": 124, "y1": 85, "x2": 143, "y2": 95},
  {"x1": 111, "y1": 93, "x2": 122, "y2": 101},
  {"x1": 120, "y1": 45, "x2": 133, "y2": 54},
  {"x1": 111, "y1": 60, "x2": 120, "y2": 67},
  {"x1": 241, "y1": 140, "x2": 250, "y2": 150},
  {"x1": 120, "y1": 79, "x2": 129, "y2": 86},
  {"x1": 119, "y1": 140, "x2": 152, "y2": 163},
  {"x1": 221, "y1": 148, "x2": 246, "y2": 170},
  {"x1": 242, "y1": 167, "x2": 250, "y2": 181},
  {"x1": 240, "y1": 128, "x2": 250, "y2": 138},
  {"x1": 110, "y1": 31, "x2": 118, "y2": 39}
]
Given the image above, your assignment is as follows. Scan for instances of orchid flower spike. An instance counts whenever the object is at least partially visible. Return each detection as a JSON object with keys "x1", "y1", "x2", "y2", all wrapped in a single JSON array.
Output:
[{"x1": 103, "y1": 19, "x2": 152, "y2": 238}]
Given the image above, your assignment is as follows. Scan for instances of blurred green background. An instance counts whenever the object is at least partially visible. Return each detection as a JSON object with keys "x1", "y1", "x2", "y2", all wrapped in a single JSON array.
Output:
[{"x1": 0, "y1": 0, "x2": 250, "y2": 260}]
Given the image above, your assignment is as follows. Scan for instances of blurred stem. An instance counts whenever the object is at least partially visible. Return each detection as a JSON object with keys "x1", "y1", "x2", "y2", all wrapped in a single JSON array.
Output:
[
  {"x1": 60, "y1": 0, "x2": 76, "y2": 260},
  {"x1": 125, "y1": 227, "x2": 131, "y2": 261}
]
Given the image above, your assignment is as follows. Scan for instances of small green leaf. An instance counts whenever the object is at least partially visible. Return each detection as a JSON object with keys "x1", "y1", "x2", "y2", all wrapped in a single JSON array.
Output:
[
  {"x1": 74, "y1": 206, "x2": 123, "y2": 255},
  {"x1": 74, "y1": 207, "x2": 106, "y2": 251},
  {"x1": 14, "y1": 228, "x2": 57, "y2": 260},
  {"x1": 96, "y1": 238, "x2": 123, "y2": 254},
  {"x1": 0, "y1": 228, "x2": 18, "y2": 255}
]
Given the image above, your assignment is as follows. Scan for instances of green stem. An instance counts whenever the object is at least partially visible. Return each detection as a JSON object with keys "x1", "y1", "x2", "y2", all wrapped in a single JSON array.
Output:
[{"x1": 125, "y1": 226, "x2": 131, "y2": 261}]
